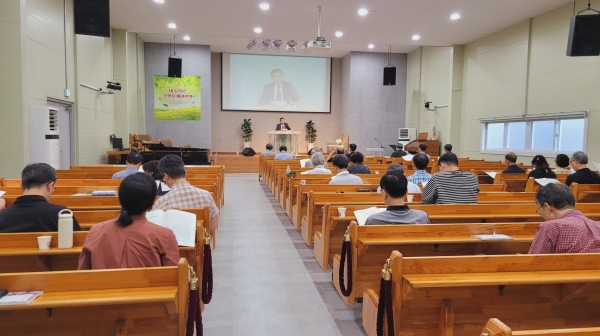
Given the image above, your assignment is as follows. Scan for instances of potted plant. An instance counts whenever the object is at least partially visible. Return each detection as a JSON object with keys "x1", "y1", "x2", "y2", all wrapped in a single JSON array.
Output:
[
  {"x1": 305, "y1": 120, "x2": 317, "y2": 151},
  {"x1": 241, "y1": 118, "x2": 253, "y2": 148}
]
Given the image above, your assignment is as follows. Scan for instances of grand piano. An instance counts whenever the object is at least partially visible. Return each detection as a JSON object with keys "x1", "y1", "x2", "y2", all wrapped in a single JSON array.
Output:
[
  {"x1": 121, "y1": 143, "x2": 211, "y2": 165},
  {"x1": 404, "y1": 132, "x2": 440, "y2": 156}
]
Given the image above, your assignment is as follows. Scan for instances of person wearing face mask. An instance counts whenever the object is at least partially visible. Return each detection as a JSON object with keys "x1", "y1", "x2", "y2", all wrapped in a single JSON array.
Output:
[
  {"x1": 0, "y1": 163, "x2": 81, "y2": 232},
  {"x1": 529, "y1": 183, "x2": 600, "y2": 254}
]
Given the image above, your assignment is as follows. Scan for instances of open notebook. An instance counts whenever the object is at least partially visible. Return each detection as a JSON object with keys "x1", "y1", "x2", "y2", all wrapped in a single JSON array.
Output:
[{"x1": 146, "y1": 210, "x2": 196, "y2": 247}]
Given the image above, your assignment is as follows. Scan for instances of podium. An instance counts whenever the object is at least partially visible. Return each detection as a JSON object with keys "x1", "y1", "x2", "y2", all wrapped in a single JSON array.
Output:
[{"x1": 268, "y1": 131, "x2": 301, "y2": 155}]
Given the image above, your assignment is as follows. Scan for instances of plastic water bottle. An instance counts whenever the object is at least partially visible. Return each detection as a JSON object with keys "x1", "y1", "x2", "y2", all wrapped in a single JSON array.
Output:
[{"x1": 58, "y1": 209, "x2": 74, "y2": 249}]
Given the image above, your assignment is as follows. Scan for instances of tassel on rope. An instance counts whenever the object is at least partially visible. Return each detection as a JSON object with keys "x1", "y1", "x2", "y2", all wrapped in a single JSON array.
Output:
[
  {"x1": 376, "y1": 259, "x2": 394, "y2": 336},
  {"x1": 186, "y1": 266, "x2": 203, "y2": 336},
  {"x1": 202, "y1": 228, "x2": 214, "y2": 304},
  {"x1": 339, "y1": 227, "x2": 353, "y2": 297}
]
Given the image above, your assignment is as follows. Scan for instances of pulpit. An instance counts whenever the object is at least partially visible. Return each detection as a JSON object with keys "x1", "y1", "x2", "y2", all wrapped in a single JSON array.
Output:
[{"x1": 267, "y1": 131, "x2": 301, "y2": 155}]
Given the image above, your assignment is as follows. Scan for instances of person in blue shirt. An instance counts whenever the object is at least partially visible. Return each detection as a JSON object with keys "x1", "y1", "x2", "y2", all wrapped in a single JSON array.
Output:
[
  {"x1": 274, "y1": 146, "x2": 293, "y2": 160},
  {"x1": 112, "y1": 152, "x2": 143, "y2": 179},
  {"x1": 502, "y1": 152, "x2": 526, "y2": 174},
  {"x1": 407, "y1": 153, "x2": 432, "y2": 185}
]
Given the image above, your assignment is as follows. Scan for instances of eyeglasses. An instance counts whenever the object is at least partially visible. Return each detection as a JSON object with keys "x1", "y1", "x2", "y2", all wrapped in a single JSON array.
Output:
[{"x1": 536, "y1": 204, "x2": 546, "y2": 215}]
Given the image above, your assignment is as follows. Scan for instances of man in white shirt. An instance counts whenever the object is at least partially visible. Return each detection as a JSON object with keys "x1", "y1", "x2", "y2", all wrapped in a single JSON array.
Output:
[
  {"x1": 302, "y1": 152, "x2": 332, "y2": 174},
  {"x1": 329, "y1": 155, "x2": 363, "y2": 185},
  {"x1": 377, "y1": 164, "x2": 420, "y2": 193},
  {"x1": 274, "y1": 146, "x2": 293, "y2": 160}
]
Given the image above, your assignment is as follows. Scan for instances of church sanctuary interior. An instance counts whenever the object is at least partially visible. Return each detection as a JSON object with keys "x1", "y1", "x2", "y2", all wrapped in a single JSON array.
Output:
[{"x1": 5, "y1": 0, "x2": 600, "y2": 335}]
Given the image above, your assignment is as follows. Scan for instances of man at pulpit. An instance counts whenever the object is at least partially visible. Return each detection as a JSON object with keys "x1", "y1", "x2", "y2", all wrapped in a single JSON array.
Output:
[{"x1": 275, "y1": 117, "x2": 291, "y2": 131}]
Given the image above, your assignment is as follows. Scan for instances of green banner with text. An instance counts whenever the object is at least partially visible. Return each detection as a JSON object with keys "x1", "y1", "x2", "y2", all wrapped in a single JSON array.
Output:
[{"x1": 154, "y1": 75, "x2": 201, "y2": 120}]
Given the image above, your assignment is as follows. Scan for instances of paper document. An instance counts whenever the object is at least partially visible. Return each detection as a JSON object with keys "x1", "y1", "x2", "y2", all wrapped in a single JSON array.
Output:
[
  {"x1": 354, "y1": 207, "x2": 386, "y2": 225},
  {"x1": 146, "y1": 209, "x2": 197, "y2": 247},
  {"x1": 0, "y1": 291, "x2": 43, "y2": 306},
  {"x1": 0, "y1": 191, "x2": 5, "y2": 197},
  {"x1": 472, "y1": 233, "x2": 514, "y2": 241},
  {"x1": 485, "y1": 172, "x2": 497, "y2": 179},
  {"x1": 593, "y1": 162, "x2": 600, "y2": 172},
  {"x1": 403, "y1": 154, "x2": 414, "y2": 161},
  {"x1": 535, "y1": 178, "x2": 560, "y2": 186},
  {"x1": 91, "y1": 190, "x2": 117, "y2": 196},
  {"x1": 300, "y1": 159, "x2": 311, "y2": 168},
  {"x1": 421, "y1": 181, "x2": 428, "y2": 188},
  {"x1": 156, "y1": 181, "x2": 171, "y2": 192}
]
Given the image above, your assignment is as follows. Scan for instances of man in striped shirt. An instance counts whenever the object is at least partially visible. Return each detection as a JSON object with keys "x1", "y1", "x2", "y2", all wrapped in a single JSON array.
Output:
[{"x1": 422, "y1": 153, "x2": 479, "y2": 204}]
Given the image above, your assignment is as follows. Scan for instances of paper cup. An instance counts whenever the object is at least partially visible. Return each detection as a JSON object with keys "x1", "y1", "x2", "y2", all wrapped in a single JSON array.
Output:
[
  {"x1": 338, "y1": 207, "x2": 347, "y2": 218},
  {"x1": 407, "y1": 195, "x2": 414, "y2": 202},
  {"x1": 301, "y1": 180, "x2": 306, "y2": 185},
  {"x1": 375, "y1": 171, "x2": 380, "y2": 174},
  {"x1": 37, "y1": 236, "x2": 52, "y2": 250}
]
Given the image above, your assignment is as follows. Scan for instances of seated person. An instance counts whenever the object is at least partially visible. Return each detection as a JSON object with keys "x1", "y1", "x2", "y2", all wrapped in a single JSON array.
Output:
[
  {"x1": 417, "y1": 144, "x2": 430, "y2": 159},
  {"x1": 347, "y1": 152, "x2": 371, "y2": 174},
  {"x1": 274, "y1": 145, "x2": 293, "y2": 160},
  {"x1": 422, "y1": 153, "x2": 479, "y2": 204},
  {"x1": 326, "y1": 146, "x2": 345, "y2": 163},
  {"x1": 377, "y1": 164, "x2": 421, "y2": 193},
  {"x1": 390, "y1": 144, "x2": 407, "y2": 158},
  {"x1": 566, "y1": 151, "x2": 600, "y2": 186},
  {"x1": 78, "y1": 173, "x2": 180, "y2": 269},
  {"x1": 407, "y1": 153, "x2": 432, "y2": 185},
  {"x1": 502, "y1": 152, "x2": 525, "y2": 173},
  {"x1": 528, "y1": 183, "x2": 600, "y2": 254},
  {"x1": 443, "y1": 144, "x2": 452, "y2": 154},
  {"x1": 260, "y1": 143, "x2": 276, "y2": 157},
  {"x1": 152, "y1": 155, "x2": 219, "y2": 231},
  {"x1": 329, "y1": 155, "x2": 363, "y2": 185},
  {"x1": 528, "y1": 155, "x2": 557, "y2": 180},
  {"x1": 143, "y1": 160, "x2": 170, "y2": 196},
  {"x1": 366, "y1": 170, "x2": 430, "y2": 225},
  {"x1": 346, "y1": 143, "x2": 357, "y2": 160},
  {"x1": 553, "y1": 154, "x2": 571, "y2": 174},
  {"x1": 302, "y1": 152, "x2": 332, "y2": 174},
  {"x1": 112, "y1": 152, "x2": 144, "y2": 179},
  {"x1": 0, "y1": 163, "x2": 81, "y2": 232}
]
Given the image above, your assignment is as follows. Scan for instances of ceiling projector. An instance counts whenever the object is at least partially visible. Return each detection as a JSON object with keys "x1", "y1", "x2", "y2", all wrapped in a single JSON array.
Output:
[{"x1": 308, "y1": 6, "x2": 331, "y2": 51}]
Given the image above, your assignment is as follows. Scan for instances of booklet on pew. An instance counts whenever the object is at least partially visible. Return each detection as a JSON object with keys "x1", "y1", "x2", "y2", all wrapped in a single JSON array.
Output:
[
  {"x1": 0, "y1": 291, "x2": 43, "y2": 306},
  {"x1": 472, "y1": 233, "x2": 514, "y2": 241},
  {"x1": 403, "y1": 154, "x2": 414, "y2": 161},
  {"x1": 535, "y1": 178, "x2": 561, "y2": 186},
  {"x1": 146, "y1": 210, "x2": 196, "y2": 247},
  {"x1": 485, "y1": 172, "x2": 497, "y2": 179},
  {"x1": 0, "y1": 191, "x2": 5, "y2": 197},
  {"x1": 299, "y1": 159, "x2": 311, "y2": 168},
  {"x1": 354, "y1": 207, "x2": 386, "y2": 225}
]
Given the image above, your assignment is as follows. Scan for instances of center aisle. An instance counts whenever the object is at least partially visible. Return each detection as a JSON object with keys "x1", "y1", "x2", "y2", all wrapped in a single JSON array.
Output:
[{"x1": 203, "y1": 174, "x2": 366, "y2": 336}]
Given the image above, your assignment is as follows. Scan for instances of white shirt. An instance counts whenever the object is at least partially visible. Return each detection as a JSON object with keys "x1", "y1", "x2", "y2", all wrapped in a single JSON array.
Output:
[
  {"x1": 274, "y1": 84, "x2": 283, "y2": 102},
  {"x1": 302, "y1": 165, "x2": 332, "y2": 174},
  {"x1": 377, "y1": 182, "x2": 421, "y2": 193},
  {"x1": 329, "y1": 171, "x2": 363, "y2": 185}
]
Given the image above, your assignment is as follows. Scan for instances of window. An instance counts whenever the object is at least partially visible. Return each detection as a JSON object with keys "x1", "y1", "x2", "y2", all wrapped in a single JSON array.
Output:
[{"x1": 481, "y1": 116, "x2": 587, "y2": 155}]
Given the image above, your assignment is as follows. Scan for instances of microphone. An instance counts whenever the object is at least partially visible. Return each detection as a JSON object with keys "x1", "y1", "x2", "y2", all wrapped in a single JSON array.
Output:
[{"x1": 374, "y1": 138, "x2": 384, "y2": 148}]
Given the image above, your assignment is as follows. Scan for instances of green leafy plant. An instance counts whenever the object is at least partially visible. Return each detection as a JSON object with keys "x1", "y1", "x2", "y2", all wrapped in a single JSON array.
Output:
[
  {"x1": 305, "y1": 120, "x2": 317, "y2": 143},
  {"x1": 241, "y1": 119, "x2": 253, "y2": 142}
]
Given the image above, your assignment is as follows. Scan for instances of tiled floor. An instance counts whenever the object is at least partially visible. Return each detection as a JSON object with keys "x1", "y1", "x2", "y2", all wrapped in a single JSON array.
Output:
[{"x1": 203, "y1": 174, "x2": 366, "y2": 336}]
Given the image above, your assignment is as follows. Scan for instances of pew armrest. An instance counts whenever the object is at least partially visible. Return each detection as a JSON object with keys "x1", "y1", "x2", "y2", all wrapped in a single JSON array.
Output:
[{"x1": 362, "y1": 289, "x2": 379, "y2": 336}]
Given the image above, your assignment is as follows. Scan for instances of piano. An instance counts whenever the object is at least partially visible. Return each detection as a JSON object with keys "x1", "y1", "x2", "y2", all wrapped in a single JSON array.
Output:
[
  {"x1": 404, "y1": 132, "x2": 440, "y2": 156},
  {"x1": 120, "y1": 144, "x2": 211, "y2": 165}
]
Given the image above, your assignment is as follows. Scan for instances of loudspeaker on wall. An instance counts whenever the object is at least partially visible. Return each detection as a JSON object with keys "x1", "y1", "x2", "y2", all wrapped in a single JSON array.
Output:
[
  {"x1": 74, "y1": 0, "x2": 111, "y2": 38},
  {"x1": 383, "y1": 66, "x2": 396, "y2": 86},
  {"x1": 242, "y1": 148, "x2": 256, "y2": 156},
  {"x1": 168, "y1": 57, "x2": 183, "y2": 78},
  {"x1": 567, "y1": 14, "x2": 600, "y2": 56}
]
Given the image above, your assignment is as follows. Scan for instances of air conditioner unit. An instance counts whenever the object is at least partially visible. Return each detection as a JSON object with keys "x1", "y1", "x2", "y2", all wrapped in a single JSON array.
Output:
[
  {"x1": 398, "y1": 128, "x2": 416, "y2": 147},
  {"x1": 29, "y1": 106, "x2": 60, "y2": 169}
]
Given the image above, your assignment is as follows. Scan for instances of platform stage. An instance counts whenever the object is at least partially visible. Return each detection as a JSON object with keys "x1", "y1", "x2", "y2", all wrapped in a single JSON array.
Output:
[{"x1": 213, "y1": 153, "x2": 259, "y2": 173}]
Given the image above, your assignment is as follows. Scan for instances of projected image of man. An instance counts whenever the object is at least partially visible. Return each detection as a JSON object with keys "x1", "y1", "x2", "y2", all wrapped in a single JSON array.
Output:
[{"x1": 259, "y1": 69, "x2": 299, "y2": 106}]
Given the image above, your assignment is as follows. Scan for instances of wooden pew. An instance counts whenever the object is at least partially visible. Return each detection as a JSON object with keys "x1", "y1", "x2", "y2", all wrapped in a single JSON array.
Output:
[
  {"x1": 362, "y1": 252, "x2": 600, "y2": 336},
  {"x1": 314, "y1": 203, "x2": 600, "y2": 270},
  {"x1": 480, "y1": 318, "x2": 600, "y2": 336},
  {"x1": 332, "y1": 222, "x2": 538, "y2": 306},
  {"x1": 525, "y1": 176, "x2": 569, "y2": 192},
  {"x1": 571, "y1": 182, "x2": 600, "y2": 203},
  {"x1": 0, "y1": 258, "x2": 190, "y2": 336}
]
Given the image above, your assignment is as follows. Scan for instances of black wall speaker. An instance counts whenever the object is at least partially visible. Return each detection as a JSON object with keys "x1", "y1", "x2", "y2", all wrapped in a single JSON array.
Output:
[
  {"x1": 242, "y1": 148, "x2": 256, "y2": 156},
  {"x1": 567, "y1": 14, "x2": 600, "y2": 56},
  {"x1": 383, "y1": 66, "x2": 396, "y2": 85},
  {"x1": 74, "y1": 0, "x2": 110, "y2": 38},
  {"x1": 168, "y1": 57, "x2": 182, "y2": 78}
]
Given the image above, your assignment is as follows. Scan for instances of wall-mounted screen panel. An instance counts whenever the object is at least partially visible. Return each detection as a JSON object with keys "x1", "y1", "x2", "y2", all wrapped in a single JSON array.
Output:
[{"x1": 222, "y1": 53, "x2": 331, "y2": 113}]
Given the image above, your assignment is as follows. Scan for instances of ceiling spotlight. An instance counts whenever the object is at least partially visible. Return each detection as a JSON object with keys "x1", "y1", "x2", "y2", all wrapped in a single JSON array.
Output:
[
  {"x1": 271, "y1": 39, "x2": 282, "y2": 51},
  {"x1": 286, "y1": 40, "x2": 297, "y2": 52},
  {"x1": 368, "y1": 44, "x2": 375, "y2": 49},
  {"x1": 259, "y1": 3, "x2": 270, "y2": 10},
  {"x1": 247, "y1": 39, "x2": 257, "y2": 50},
  {"x1": 168, "y1": 23, "x2": 177, "y2": 29},
  {"x1": 254, "y1": 27, "x2": 262, "y2": 33},
  {"x1": 260, "y1": 39, "x2": 271, "y2": 51},
  {"x1": 412, "y1": 34, "x2": 420, "y2": 41},
  {"x1": 153, "y1": 0, "x2": 164, "y2": 3},
  {"x1": 450, "y1": 13, "x2": 461, "y2": 20},
  {"x1": 358, "y1": 8, "x2": 368, "y2": 16},
  {"x1": 183, "y1": 35, "x2": 190, "y2": 41},
  {"x1": 335, "y1": 31, "x2": 343, "y2": 37}
]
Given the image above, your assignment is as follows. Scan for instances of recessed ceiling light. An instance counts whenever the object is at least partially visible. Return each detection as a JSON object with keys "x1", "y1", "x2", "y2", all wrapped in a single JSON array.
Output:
[
  {"x1": 450, "y1": 13, "x2": 461, "y2": 20},
  {"x1": 254, "y1": 27, "x2": 262, "y2": 33},
  {"x1": 368, "y1": 44, "x2": 375, "y2": 49},
  {"x1": 259, "y1": 3, "x2": 270, "y2": 10},
  {"x1": 358, "y1": 8, "x2": 368, "y2": 16},
  {"x1": 153, "y1": 0, "x2": 164, "y2": 3},
  {"x1": 183, "y1": 35, "x2": 190, "y2": 41},
  {"x1": 168, "y1": 23, "x2": 177, "y2": 29},
  {"x1": 335, "y1": 31, "x2": 343, "y2": 37},
  {"x1": 412, "y1": 34, "x2": 420, "y2": 41}
]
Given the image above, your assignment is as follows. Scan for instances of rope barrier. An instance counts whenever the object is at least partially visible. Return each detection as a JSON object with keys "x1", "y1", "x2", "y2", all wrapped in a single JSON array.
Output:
[
  {"x1": 376, "y1": 258, "x2": 394, "y2": 336},
  {"x1": 186, "y1": 266, "x2": 203, "y2": 336},
  {"x1": 339, "y1": 227, "x2": 353, "y2": 297},
  {"x1": 202, "y1": 228, "x2": 213, "y2": 304}
]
